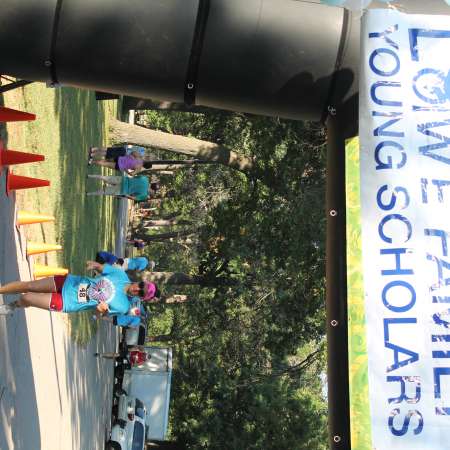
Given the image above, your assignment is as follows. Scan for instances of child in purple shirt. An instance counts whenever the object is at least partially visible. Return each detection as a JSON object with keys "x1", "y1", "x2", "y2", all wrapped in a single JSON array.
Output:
[
  {"x1": 117, "y1": 154, "x2": 143, "y2": 172},
  {"x1": 89, "y1": 151, "x2": 143, "y2": 173},
  {"x1": 88, "y1": 145, "x2": 145, "y2": 172}
]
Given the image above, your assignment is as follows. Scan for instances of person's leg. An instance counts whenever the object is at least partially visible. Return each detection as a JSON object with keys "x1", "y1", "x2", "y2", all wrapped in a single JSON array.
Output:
[
  {"x1": 103, "y1": 176, "x2": 122, "y2": 186},
  {"x1": 86, "y1": 175, "x2": 121, "y2": 196},
  {"x1": 87, "y1": 174, "x2": 112, "y2": 181},
  {"x1": 17, "y1": 292, "x2": 53, "y2": 309},
  {"x1": 87, "y1": 174, "x2": 121, "y2": 185},
  {"x1": 91, "y1": 160, "x2": 116, "y2": 169},
  {"x1": 90, "y1": 147, "x2": 107, "y2": 156},
  {"x1": 0, "y1": 277, "x2": 55, "y2": 295}
]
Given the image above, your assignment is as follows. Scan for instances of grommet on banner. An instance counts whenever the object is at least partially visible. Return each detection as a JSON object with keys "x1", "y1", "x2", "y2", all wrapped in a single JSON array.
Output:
[
  {"x1": 331, "y1": 319, "x2": 338, "y2": 327},
  {"x1": 333, "y1": 435, "x2": 341, "y2": 443},
  {"x1": 329, "y1": 209, "x2": 338, "y2": 217}
]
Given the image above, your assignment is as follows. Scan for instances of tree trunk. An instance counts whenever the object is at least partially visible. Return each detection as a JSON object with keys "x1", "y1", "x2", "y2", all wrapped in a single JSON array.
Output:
[
  {"x1": 110, "y1": 118, "x2": 255, "y2": 172},
  {"x1": 141, "y1": 219, "x2": 192, "y2": 227},
  {"x1": 132, "y1": 230, "x2": 195, "y2": 242},
  {"x1": 144, "y1": 159, "x2": 214, "y2": 165},
  {"x1": 143, "y1": 164, "x2": 188, "y2": 171},
  {"x1": 139, "y1": 271, "x2": 200, "y2": 285},
  {"x1": 146, "y1": 334, "x2": 174, "y2": 342},
  {"x1": 123, "y1": 96, "x2": 229, "y2": 116},
  {"x1": 139, "y1": 271, "x2": 237, "y2": 287},
  {"x1": 146, "y1": 440, "x2": 186, "y2": 450}
]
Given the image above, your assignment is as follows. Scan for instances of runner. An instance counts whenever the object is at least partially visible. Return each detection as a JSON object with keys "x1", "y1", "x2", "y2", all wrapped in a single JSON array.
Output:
[
  {"x1": 95, "y1": 251, "x2": 155, "y2": 272},
  {"x1": 0, "y1": 261, "x2": 157, "y2": 316},
  {"x1": 88, "y1": 145, "x2": 146, "y2": 174},
  {"x1": 86, "y1": 174, "x2": 158, "y2": 203},
  {"x1": 125, "y1": 239, "x2": 146, "y2": 250}
]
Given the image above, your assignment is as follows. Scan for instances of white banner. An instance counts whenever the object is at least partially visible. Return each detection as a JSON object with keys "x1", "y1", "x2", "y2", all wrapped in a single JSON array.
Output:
[{"x1": 360, "y1": 9, "x2": 450, "y2": 450}]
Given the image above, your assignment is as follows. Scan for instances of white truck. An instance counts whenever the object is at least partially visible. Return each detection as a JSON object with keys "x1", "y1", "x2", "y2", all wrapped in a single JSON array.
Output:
[{"x1": 120, "y1": 346, "x2": 172, "y2": 442}]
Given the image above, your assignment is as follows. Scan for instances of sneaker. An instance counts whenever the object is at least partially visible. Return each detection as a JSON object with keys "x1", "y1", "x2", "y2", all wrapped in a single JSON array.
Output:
[
  {"x1": 88, "y1": 157, "x2": 93, "y2": 166},
  {"x1": 0, "y1": 303, "x2": 16, "y2": 316}
]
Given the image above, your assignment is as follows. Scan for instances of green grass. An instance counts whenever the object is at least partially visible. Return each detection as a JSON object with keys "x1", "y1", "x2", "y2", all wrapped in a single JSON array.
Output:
[{"x1": 3, "y1": 83, "x2": 121, "y2": 344}]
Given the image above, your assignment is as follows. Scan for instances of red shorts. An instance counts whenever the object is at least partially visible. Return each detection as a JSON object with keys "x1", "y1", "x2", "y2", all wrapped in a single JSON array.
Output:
[{"x1": 49, "y1": 275, "x2": 67, "y2": 312}]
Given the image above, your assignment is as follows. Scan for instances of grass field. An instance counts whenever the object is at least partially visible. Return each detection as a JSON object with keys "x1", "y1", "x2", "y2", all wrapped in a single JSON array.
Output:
[{"x1": 1, "y1": 82, "x2": 121, "y2": 343}]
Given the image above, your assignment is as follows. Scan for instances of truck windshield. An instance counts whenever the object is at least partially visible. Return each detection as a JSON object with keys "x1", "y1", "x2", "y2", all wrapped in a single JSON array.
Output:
[{"x1": 132, "y1": 421, "x2": 144, "y2": 450}]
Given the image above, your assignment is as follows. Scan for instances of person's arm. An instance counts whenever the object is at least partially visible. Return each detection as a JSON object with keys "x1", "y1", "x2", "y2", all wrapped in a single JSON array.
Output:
[
  {"x1": 116, "y1": 194, "x2": 135, "y2": 200},
  {"x1": 86, "y1": 260, "x2": 104, "y2": 272},
  {"x1": 95, "y1": 302, "x2": 109, "y2": 315}
]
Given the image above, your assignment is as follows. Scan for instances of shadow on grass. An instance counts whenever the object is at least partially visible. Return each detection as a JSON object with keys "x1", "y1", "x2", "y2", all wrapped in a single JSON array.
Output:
[{"x1": 53, "y1": 88, "x2": 118, "y2": 344}]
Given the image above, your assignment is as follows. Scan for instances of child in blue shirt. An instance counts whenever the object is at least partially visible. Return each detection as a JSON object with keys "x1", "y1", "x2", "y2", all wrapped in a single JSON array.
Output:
[{"x1": 0, "y1": 262, "x2": 158, "y2": 317}]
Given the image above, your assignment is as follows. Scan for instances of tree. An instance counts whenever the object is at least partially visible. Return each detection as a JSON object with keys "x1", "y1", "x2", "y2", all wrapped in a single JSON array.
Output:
[
  {"x1": 138, "y1": 109, "x2": 328, "y2": 449},
  {"x1": 132, "y1": 230, "x2": 195, "y2": 242},
  {"x1": 110, "y1": 118, "x2": 255, "y2": 172}
]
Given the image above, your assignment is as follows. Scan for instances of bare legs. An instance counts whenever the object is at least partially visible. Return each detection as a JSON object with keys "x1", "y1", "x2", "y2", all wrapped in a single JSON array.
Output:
[
  {"x1": 89, "y1": 147, "x2": 108, "y2": 158},
  {"x1": 0, "y1": 277, "x2": 55, "y2": 310},
  {"x1": 18, "y1": 293, "x2": 53, "y2": 309},
  {"x1": 0, "y1": 277, "x2": 55, "y2": 294},
  {"x1": 86, "y1": 175, "x2": 122, "y2": 196}
]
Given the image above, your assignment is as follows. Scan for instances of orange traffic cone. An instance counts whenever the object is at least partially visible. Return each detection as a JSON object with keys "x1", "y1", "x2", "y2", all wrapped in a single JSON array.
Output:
[
  {"x1": 6, "y1": 171, "x2": 50, "y2": 195},
  {"x1": 16, "y1": 211, "x2": 55, "y2": 226},
  {"x1": 0, "y1": 106, "x2": 36, "y2": 122},
  {"x1": 0, "y1": 147, "x2": 45, "y2": 170},
  {"x1": 26, "y1": 241, "x2": 62, "y2": 256},
  {"x1": 34, "y1": 264, "x2": 68, "y2": 279}
]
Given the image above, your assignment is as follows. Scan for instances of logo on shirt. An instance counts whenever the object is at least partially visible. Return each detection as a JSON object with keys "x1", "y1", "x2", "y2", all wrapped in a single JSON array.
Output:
[{"x1": 87, "y1": 278, "x2": 116, "y2": 304}]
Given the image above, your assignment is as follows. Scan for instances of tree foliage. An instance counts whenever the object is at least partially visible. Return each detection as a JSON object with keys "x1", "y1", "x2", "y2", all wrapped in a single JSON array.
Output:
[{"x1": 138, "y1": 109, "x2": 328, "y2": 449}]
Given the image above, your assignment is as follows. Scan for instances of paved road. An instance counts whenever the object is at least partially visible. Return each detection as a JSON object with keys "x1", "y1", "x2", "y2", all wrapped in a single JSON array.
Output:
[{"x1": 0, "y1": 171, "x2": 127, "y2": 449}]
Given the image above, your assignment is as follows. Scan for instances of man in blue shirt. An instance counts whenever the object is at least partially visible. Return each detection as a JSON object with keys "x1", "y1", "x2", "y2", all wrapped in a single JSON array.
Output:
[
  {"x1": 95, "y1": 252, "x2": 154, "y2": 273},
  {"x1": 0, "y1": 261, "x2": 156, "y2": 316}
]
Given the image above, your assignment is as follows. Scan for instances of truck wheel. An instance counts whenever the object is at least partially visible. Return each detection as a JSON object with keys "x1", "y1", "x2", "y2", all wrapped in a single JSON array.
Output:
[{"x1": 105, "y1": 440, "x2": 121, "y2": 450}]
